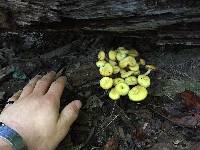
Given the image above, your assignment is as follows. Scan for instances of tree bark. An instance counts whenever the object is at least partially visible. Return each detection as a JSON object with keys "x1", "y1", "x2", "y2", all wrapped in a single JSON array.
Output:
[{"x1": 0, "y1": 0, "x2": 200, "y2": 45}]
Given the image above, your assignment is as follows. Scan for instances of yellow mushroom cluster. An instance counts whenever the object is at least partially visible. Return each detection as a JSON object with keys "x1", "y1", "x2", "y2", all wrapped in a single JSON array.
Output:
[{"x1": 96, "y1": 47, "x2": 156, "y2": 102}]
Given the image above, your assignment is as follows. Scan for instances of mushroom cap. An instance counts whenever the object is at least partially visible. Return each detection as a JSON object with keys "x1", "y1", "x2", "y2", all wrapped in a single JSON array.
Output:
[
  {"x1": 108, "y1": 50, "x2": 117, "y2": 61},
  {"x1": 117, "y1": 47, "x2": 128, "y2": 54},
  {"x1": 109, "y1": 88, "x2": 120, "y2": 100},
  {"x1": 113, "y1": 66, "x2": 120, "y2": 74},
  {"x1": 145, "y1": 64, "x2": 156, "y2": 70},
  {"x1": 117, "y1": 47, "x2": 126, "y2": 51},
  {"x1": 114, "y1": 78, "x2": 125, "y2": 86},
  {"x1": 119, "y1": 58, "x2": 129, "y2": 68},
  {"x1": 120, "y1": 69, "x2": 126, "y2": 74},
  {"x1": 125, "y1": 76, "x2": 137, "y2": 85},
  {"x1": 129, "y1": 63, "x2": 139, "y2": 72},
  {"x1": 96, "y1": 60, "x2": 107, "y2": 68},
  {"x1": 98, "y1": 50, "x2": 106, "y2": 60},
  {"x1": 115, "y1": 83, "x2": 130, "y2": 96},
  {"x1": 138, "y1": 75, "x2": 150, "y2": 88},
  {"x1": 139, "y1": 59, "x2": 146, "y2": 66},
  {"x1": 100, "y1": 77, "x2": 113, "y2": 90},
  {"x1": 128, "y1": 85, "x2": 148, "y2": 101},
  {"x1": 127, "y1": 56, "x2": 136, "y2": 66},
  {"x1": 121, "y1": 71, "x2": 134, "y2": 78},
  {"x1": 133, "y1": 70, "x2": 141, "y2": 76},
  {"x1": 116, "y1": 52, "x2": 127, "y2": 61},
  {"x1": 128, "y1": 49, "x2": 139, "y2": 57},
  {"x1": 109, "y1": 60, "x2": 117, "y2": 66},
  {"x1": 99, "y1": 63, "x2": 113, "y2": 76},
  {"x1": 120, "y1": 56, "x2": 136, "y2": 68}
]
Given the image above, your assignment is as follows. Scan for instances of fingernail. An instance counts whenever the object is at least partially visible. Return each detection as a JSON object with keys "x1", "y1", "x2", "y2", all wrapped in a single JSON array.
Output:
[
  {"x1": 30, "y1": 75, "x2": 41, "y2": 82},
  {"x1": 56, "y1": 76, "x2": 67, "y2": 83},
  {"x1": 50, "y1": 71, "x2": 56, "y2": 74},
  {"x1": 14, "y1": 90, "x2": 22, "y2": 96},
  {"x1": 47, "y1": 71, "x2": 56, "y2": 78},
  {"x1": 17, "y1": 90, "x2": 22, "y2": 93},
  {"x1": 35, "y1": 75, "x2": 42, "y2": 79},
  {"x1": 74, "y1": 100, "x2": 82, "y2": 109}
]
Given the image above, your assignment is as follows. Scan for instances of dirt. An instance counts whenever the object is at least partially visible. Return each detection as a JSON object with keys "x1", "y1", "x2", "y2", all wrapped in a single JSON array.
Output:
[{"x1": 0, "y1": 31, "x2": 200, "y2": 150}]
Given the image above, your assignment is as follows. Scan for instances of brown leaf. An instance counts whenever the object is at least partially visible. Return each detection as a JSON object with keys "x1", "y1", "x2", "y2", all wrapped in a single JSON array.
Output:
[
  {"x1": 180, "y1": 90, "x2": 200, "y2": 111},
  {"x1": 133, "y1": 128, "x2": 146, "y2": 141},
  {"x1": 103, "y1": 137, "x2": 119, "y2": 150},
  {"x1": 191, "y1": 142, "x2": 200, "y2": 150},
  {"x1": 170, "y1": 113, "x2": 200, "y2": 128}
]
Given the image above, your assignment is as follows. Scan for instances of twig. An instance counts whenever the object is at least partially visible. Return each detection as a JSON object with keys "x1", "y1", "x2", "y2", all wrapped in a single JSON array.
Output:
[
  {"x1": 148, "y1": 105, "x2": 185, "y2": 128},
  {"x1": 79, "y1": 125, "x2": 96, "y2": 149},
  {"x1": 107, "y1": 100, "x2": 132, "y2": 126},
  {"x1": 0, "y1": 66, "x2": 14, "y2": 82},
  {"x1": 96, "y1": 115, "x2": 119, "y2": 135}
]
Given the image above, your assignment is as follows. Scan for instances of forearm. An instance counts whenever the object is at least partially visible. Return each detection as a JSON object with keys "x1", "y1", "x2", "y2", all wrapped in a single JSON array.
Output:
[{"x1": 0, "y1": 138, "x2": 12, "y2": 150}]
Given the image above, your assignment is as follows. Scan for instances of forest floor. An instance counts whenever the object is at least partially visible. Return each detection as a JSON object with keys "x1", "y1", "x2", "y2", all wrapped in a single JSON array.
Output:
[{"x1": 0, "y1": 31, "x2": 200, "y2": 150}]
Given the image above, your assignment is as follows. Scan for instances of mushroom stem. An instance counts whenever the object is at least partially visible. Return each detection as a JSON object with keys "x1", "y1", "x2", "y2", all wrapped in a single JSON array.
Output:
[{"x1": 144, "y1": 69, "x2": 152, "y2": 76}]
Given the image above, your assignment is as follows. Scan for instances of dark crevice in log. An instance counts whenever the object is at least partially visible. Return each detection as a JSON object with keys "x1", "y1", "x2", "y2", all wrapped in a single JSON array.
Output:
[{"x1": 0, "y1": 0, "x2": 200, "y2": 45}]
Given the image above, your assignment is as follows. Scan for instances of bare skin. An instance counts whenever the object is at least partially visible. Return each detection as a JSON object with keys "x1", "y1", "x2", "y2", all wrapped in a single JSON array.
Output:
[{"x1": 0, "y1": 71, "x2": 82, "y2": 150}]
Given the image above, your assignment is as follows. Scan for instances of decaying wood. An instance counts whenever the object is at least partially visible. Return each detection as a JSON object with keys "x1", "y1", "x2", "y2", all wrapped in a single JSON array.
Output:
[
  {"x1": 0, "y1": 0, "x2": 200, "y2": 45},
  {"x1": 0, "y1": 66, "x2": 13, "y2": 82}
]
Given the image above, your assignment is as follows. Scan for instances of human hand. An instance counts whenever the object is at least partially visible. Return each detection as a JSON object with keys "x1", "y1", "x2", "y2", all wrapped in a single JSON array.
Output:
[{"x1": 0, "y1": 71, "x2": 82, "y2": 150}]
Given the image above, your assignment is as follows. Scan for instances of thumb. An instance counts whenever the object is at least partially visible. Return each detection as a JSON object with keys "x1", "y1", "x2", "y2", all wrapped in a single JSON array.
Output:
[{"x1": 56, "y1": 100, "x2": 82, "y2": 139}]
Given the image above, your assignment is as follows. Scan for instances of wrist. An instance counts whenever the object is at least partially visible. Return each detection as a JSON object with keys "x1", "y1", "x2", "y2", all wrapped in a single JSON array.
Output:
[
  {"x1": 0, "y1": 138, "x2": 12, "y2": 150},
  {"x1": 0, "y1": 120, "x2": 54, "y2": 150},
  {"x1": 0, "y1": 122, "x2": 27, "y2": 150}
]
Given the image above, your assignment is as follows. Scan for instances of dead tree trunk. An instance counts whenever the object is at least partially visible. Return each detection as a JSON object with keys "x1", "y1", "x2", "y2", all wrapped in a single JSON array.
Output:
[{"x1": 0, "y1": 0, "x2": 200, "y2": 45}]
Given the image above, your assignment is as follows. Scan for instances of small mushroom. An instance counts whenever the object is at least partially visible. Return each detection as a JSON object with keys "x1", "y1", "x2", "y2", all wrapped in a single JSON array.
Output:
[
  {"x1": 139, "y1": 58, "x2": 146, "y2": 66},
  {"x1": 100, "y1": 77, "x2": 113, "y2": 90},
  {"x1": 98, "y1": 51, "x2": 106, "y2": 60},
  {"x1": 115, "y1": 83, "x2": 130, "y2": 96},
  {"x1": 127, "y1": 56, "x2": 137, "y2": 66},
  {"x1": 119, "y1": 56, "x2": 136, "y2": 68},
  {"x1": 117, "y1": 47, "x2": 128, "y2": 54},
  {"x1": 116, "y1": 52, "x2": 127, "y2": 61},
  {"x1": 113, "y1": 66, "x2": 120, "y2": 74},
  {"x1": 128, "y1": 85, "x2": 148, "y2": 101},
  {"x1": 96, "y1": 60, "x2": 107, "y2": 68},
  {"x1": 125, "y1": 76, "x2": 137, "y2": 85},
  {"x1": 99, "y1": 63, "x2": 113, "y2": 76},
  {"x1": 119, "y1": 58, "x2": 129, "y2": 68},
  {"x1": 109, "y1": 88, "x2": 120, "y2": 100},
  {"x1": 129, "y1": 63, "x2": 139, "y2": 72},
  {"x1": 109, "y1": 60, "x2": 117, "y2": 66},
  {"x1": 114, "y1": 78, "x2": 125, "y2": 86},
  {"x1": 138, "y1": 75, "x2": 150, "y2": 88},
  {"x1": 128, "y1": 49, "x2": 139, "y2": 57},
  {"x1": 144, "y1": 64, "x2": 156, "y2": 76},
  {"x1": 108, "y1": 50, "x2": 117, "y2": 61},
  {"x1": 121, "y1": 70, "x2": 134, "y2": 78},
  {"x1": 120, "y1": 69, "x2": 126, "y2": 74},
  {"x1": 133, "y1": 70, "x2": 140, "y2": 76}
]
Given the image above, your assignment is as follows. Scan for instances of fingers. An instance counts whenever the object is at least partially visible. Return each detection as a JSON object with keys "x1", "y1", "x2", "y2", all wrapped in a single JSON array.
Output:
[
  {"x1": 19, "y1": 75, "x2": 42, "y2": 99},
  {"x1": 46, "y1": 76, "x2": 66, "y2": 105},
  {"x1": 5, "y1": 90, "x2": 22, "y2": 108},
  {"x1": 9, "y1": 90, "x2": 22, "y2": 102},
  {"x1": 32, "y1": 71, "x2": 56, "y2": 95},
  {"x1": 56, "y1": 100, "x2": 82, "y2": 139}
]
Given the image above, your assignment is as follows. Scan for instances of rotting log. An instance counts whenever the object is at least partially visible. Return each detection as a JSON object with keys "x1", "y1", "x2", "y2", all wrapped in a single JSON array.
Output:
[{"x1": 0, "y1": 0, "x2": 200, "y2": 45}]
